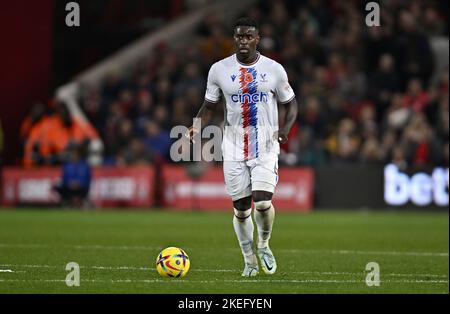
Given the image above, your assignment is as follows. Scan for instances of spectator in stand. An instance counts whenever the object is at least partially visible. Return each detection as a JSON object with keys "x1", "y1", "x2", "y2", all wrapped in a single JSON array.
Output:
[
  {"x1": 110, "y1": 118, "x2": 135, "y2": 159},
  {"x1": 295, "y1": 14, "x2": 325, "y2": 66},
  {"x1": 379, "y1": 129, "x2": 397, "y2": 164},
  {"x1": 117, "y1": 87, "x2": 135, "y2": 117},
  {"x1": 358, "y1": 104, "x2": 378, "y2": 139},
  {"x1": 421, "y1": 6, "x2": 447, "y2": 37},
  {"x1": 258, "y1": 23, "x2": 279, "y2": 61},
  {"x1": 364, "y1": 24, "x2": 397, "y2": 74},
  {"x1": 23, "y1": 101, "x2": 98, "y2": 167},
  {"x1": 102, "y1": 72, "x2": 123, "y2": 102},
  {"x1": 173, "y1": 62, "x2": 206, "y2": 98},
  {"x1": 401, "y1": 113, "x2": 442, "y2": 168},
  {"x1": 19, "y1": 102, "x2": 46, "y2": 162},
  {"x1": 54, "y1": 143, "x2": 91, "y2": 208},
  {"x1": 196, "y1": 11, "x2": 223, "y2": 37},
  {"x1": 298, "y1": 96, "x2": 326, "y2": 139},
  {"x1": 396, "y1": 10, "x2": 434, "y2": 88},
  {"x1": 269, "y1": 0, "x2": 291, "y2": 37},
  {"x1": 199, "y1": 23, "x2": 234, "y2": 65},
  {"x1": 324, "y1": 92, "x2": 348, "y2": 133},
  {"x1": 403, "y1": 78, "x2": 429, "y2": 112},
  {"x1": 326, "y1": 118, "x2": 361, "y2": 164},
  {"x1": 20, "y1": 102, "x2": 46, "y2": 146},
  {"x1": 143, "y1": 120, "x2": 172, "y2": 162},
  {"x1": 116, "y1": 138, "x2": 151, "y2": 166},
  {"x1": 369, "y1": 54, "x2": 401, "y2": 121},
  {"x1": 391, "y1": 145, "x2": 408, "y2": 171},
  {"x1": 154, "y1": 76, "x2": 173, "y2": 105},
  {"x1": 383, "y1": 93, "x2": 412, "y2": 132},
  {"x1": 152, "y1": 105, "x2": 171, "y2": 131},
  {"x1": 297, "y1": 127, "x2": 326, "y2": 167},
  {"x1": 131, "y1": 90, "x2": 154, "y2": 137},
  {"x1": 360, "y1": 135, "x2": 383, "y2": 164},
  {"x1": 171, "y1": 97, "x2": 191, "y2": 127},
  {"x1": 337, "y1": 60, "x2": 367, "y2": 105}
]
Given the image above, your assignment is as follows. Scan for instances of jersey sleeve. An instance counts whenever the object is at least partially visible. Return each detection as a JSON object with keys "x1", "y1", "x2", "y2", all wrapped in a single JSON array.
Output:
[
  {"x1": 274, "y1": 63, "x2": 295, "y2": 104},
  {"x1": 204, "y1": 63, "x2": 221, "y2": 103}
]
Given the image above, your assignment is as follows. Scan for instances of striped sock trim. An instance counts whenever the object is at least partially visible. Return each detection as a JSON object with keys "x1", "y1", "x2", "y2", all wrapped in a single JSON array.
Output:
[
  {"x1": 234, "y1": 213, "x2": 252, "y2": 220},
  {"x1": 255, "y1": 205, "x2": 271, "y2": 212},
  {"x1": 254, "y1": 201, "x2": 272, "y2": 212},
  {"x1": 234, "y1": 207, "x2": 252, "y2": 220}
]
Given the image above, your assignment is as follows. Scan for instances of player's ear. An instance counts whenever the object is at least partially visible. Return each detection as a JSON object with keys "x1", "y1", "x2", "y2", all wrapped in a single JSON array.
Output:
[{"x1": 255, "y1": 33, "x2": 260, "y2": 45}]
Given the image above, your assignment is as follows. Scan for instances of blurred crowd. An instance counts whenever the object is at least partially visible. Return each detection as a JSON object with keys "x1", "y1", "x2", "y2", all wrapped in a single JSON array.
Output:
[
  {"x1": 20, "y1": 100, "x2": 98, "y2": 167},
  {"x1": 22, "y1": 0, "x2": 449, "y2": 170}
]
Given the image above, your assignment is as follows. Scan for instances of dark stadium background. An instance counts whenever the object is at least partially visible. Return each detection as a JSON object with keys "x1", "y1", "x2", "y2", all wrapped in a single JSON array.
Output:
[
  {"x1": 0, "y1": 0, "x2": 448, "y2": 210},
  {"x1": 0, "y1": 0, "x2": 185, "y2": 165},
  {"x1": 0, "y1": 0, "x2": 448, "y2": 296}
]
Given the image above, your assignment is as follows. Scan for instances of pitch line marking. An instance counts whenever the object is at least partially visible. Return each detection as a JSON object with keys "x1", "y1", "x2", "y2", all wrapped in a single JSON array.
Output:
[
  {"x1": 0, "y1": 278, "x2": 448, "y2": 284},
  {"x1": 263, "y1": 249, "x2": 449, "y2": 257},
  {"x1": 329, "y1": 250, "x2": 449, "y2": 257},
  {"x1": 0, "y1": 264, "x2": 447, "y2": 279},
  {"x1": 0, "y1": 243, "x2": 161, "y2": 251},
  {"x1": 0, "y1": 243, "x2": 448, "y2": 257},
  {"x1": 226, "y1": 248, "x2": 449, "y2": 257}
]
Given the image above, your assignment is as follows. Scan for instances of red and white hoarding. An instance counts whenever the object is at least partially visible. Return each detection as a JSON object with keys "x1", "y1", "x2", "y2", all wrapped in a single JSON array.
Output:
[
  {"x1": 2, "y1": 167, "x2": 155, "y2": 207},
  {"x1": 162, "y1": 165, "x2": 314, "y2": 212},
  {"x1": 2, "y1": 165, "x2": 314, "y2": 211}
]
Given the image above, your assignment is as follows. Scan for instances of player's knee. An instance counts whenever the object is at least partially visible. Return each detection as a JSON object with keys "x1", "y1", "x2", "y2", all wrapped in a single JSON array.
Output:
[
  {"x1": 252, "y1": 190, "x2": 273, "y2": 203},
  {"x1": 254, "y1": 200, "x2": 272, "y2": 212},
  {"x1": 233, "y1": 207, "x2": 252, "y2": 220},
  {"x1": 233, "y1": 197, "x2": 252, "y2": 211}
]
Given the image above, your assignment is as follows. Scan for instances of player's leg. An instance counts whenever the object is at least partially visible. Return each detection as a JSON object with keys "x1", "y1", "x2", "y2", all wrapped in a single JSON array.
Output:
[
  {"x1": 223, "y1": 160, "x2": 258, "y2": 276},
  {"x1": 252, "y1": 190, "x2": 277, "y2": 274},
  {"x1": 233, "y1": 196, "x2": 258, "y2": 276},
  {"x1": 252, "y1": 190, "x2": 275, "y2": 249},
  {"x1": 250, "y1": 155, "x2": 278, "y2": 274}
]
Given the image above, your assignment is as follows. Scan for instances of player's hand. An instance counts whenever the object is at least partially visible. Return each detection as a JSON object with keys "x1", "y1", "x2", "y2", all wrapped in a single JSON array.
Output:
[
  {"x1": 185, "y1": 126, "x2": 200, "y2": 144},
  {"x1": 277, "y1": 130, "x2": 289, "y2": 144}
]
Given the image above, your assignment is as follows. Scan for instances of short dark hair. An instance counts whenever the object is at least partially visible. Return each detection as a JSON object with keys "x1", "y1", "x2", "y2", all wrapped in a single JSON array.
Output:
[{"x1": 233, "y1": 17, "x2": 259, "y2": 31}]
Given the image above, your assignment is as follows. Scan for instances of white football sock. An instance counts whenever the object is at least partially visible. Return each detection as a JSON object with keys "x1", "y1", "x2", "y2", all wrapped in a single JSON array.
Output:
[
  {"x1": 233, "y1": 207, "x2": 255, "y2": 265},
  {"x1": 254, "y1": 202, "x2": 275, "y2": 249}
]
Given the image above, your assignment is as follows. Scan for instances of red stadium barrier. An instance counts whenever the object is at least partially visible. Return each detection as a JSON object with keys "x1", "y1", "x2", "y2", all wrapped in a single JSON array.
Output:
[
  {"x1": 162, "y1": 165, "x2": 314, "y2": 212},
  {"x1": 2, "y1": 165, "x2": 314, "y2": 211},
  {"x1": 1, "y1": 166, "x2": 155, "y2": 207}
]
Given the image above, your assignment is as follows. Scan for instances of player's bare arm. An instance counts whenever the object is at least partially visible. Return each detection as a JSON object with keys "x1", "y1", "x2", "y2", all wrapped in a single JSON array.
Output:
[
  {"x1": 186, "y1": 99, "x2": 217, "y2": 143},
  {"x1": 277, "y1": 97, "x2": 298, "y2": 144}
]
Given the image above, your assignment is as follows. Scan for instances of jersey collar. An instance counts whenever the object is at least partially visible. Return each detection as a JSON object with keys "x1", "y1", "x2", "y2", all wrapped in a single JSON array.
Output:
[{"x1": 236, "y1": 52, "x2": 260, "y2": 66}]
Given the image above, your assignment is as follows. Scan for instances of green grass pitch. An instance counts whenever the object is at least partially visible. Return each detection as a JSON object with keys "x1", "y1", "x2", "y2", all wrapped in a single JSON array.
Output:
[{"x1": 0, "y1": 208, "x2": 448, "y2": 294}]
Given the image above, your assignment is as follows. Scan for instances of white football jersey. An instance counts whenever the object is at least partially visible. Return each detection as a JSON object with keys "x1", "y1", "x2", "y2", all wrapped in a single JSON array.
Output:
[{"x1": 205, "y1": 52, "x2": 295, "y2": 161}]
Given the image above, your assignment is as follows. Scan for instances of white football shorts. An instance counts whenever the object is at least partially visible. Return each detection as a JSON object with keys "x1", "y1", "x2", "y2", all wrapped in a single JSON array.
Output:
[{"x1": 223, "y1": 153, "x2": 279, "y2": 201}]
